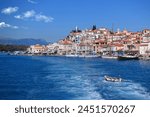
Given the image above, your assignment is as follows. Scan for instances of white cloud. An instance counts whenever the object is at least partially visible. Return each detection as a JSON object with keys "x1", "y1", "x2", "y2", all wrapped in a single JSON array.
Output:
[
  {"x1": 14, "y1": 10, "x2": 35, "y2": 19},
  {"x1": 1, "y1": 7, "x2": 18, "y2": 15},
  {"x1": 15, "y1": 10, "x2": 54, "y2": 23},
  {"x1": 23, "y1": 10, "x2": 35, "y2": 18},
  {"x1": 0, "y1": 22, "x2": 18, "y2": 29},
  {"x1": 27, "y1": 0, "x2": 37, "y2": 4},
  {"x1": 14, "y1": 15, "x2": 22, "y2": 19},
  {"x1": 14, "y1": 10, "x2": 35, "y2": 20},
  {"x1": 35, "y1": 14, "x2": 54, "y2": 23}
]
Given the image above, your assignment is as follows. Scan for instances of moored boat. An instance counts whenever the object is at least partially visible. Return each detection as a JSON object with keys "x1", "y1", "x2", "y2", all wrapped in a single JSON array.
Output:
[
  {"x1": 65, "y1": 54, "x2": 78, "y2": 57},
  {"x1": 65, "y1": 54, "x2": 100, "y2": 58},
  {"x1": 118, "y1": 55, "x2": 139, "y2": 60},
  {"x1": 101, "y1": 55, "x2": 118, "y2": 59},
  {"x1": 84, "y1": 55, "x2": 100, "y2": 58}
]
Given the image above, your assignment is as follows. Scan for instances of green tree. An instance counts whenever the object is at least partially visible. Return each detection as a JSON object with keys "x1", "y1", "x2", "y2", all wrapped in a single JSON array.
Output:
[{"x1": 92, "y1": 25, "x2": 96, "y2": 30}]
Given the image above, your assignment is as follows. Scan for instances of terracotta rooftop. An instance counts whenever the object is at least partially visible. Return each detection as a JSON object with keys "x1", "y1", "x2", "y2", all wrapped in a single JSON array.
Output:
[{"x1": 62, "y1": 40, "x2": 72, "y2": 45}]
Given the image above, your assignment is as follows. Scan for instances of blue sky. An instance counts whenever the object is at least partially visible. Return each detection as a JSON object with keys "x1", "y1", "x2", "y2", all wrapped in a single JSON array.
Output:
[{"x1": 0, "y1": 0, "x2": 150, "y2": 42}]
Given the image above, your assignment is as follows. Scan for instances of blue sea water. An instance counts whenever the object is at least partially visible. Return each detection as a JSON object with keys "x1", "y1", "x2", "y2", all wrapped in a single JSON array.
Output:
[{"x1": 0, "y1": 53, "x2": 150, "y2": 100}]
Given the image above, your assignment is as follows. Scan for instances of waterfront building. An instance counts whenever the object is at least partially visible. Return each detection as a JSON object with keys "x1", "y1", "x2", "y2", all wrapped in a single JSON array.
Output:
[
  {"x1": 59, "y1": 40, "x2": 73, "y2": 55},
  {"x1": 93, "y1": 39, "x2": 107, "y2": 54},
  {"x1": 110, "y1": 43, "x2": 124, "y2": 55},
  {"x1": 26, "y1": 26, "x2": 150, "y2": 57},
  {"x1": 139, "y1": 42, "x2": 150, "y2": 55},
  {"x1": 46, "y1": 43, "x2": 60, "y2": 54},
  {"x1": 27, "y1": 44, "x2": 45, "y2": 54},
  {"x1": 77, "y1": 43, "x2": 93, "y2": 55},
  {"x1": 143, "y1": 33, "x2": 150, "y2": 42}
]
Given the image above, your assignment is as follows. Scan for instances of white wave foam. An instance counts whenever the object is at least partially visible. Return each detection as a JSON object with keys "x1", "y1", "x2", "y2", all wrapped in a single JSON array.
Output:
[
  {"x1": 60, "y1": 75, "x2": 103, "y2": 100},
  {"x1": 121, "y1": 81, "x2": 150, "y2": 99},
  {"x1": 104, "y1": 80, "x2": 150, "y2": 99}
]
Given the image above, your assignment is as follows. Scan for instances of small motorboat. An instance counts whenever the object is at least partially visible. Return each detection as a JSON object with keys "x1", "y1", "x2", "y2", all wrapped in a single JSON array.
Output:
[{"x1": 104, "y1": 75, "x2": 122, "y2": 82}]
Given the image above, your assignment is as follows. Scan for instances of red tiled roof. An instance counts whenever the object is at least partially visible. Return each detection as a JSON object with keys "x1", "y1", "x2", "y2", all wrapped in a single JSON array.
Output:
[
  {"x1": 123, "y1": 39, "x2": 131, "y2": 42},
  {"x1": 110, "y1": 44, "x2": 124, "y2": 47},
  {"x1": 62, "y1": 40, "x2": 72, "y2": 45}
]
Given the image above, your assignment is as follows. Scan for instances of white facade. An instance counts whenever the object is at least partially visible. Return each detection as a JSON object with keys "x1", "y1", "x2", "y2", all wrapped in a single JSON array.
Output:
[
  {"x1": 27, "y1": 44, "x2": 45, "y2": 54},
  {"x1": 143, "y1": 36, "x2": 150, "y2": 42},
  {"x1": 139, "y1": 43, "x2": 149, "y2": 55}
]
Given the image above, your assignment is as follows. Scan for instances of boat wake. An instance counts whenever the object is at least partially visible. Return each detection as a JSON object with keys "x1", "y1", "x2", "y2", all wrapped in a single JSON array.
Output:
[
  {"x1": 99, "y1": 79, "x2": 150, "y2": 100},
  {"x1": 45, "y1": 74, "x2": 103, "y2": 100},
  {"x1": 60, "y1": 75, "x2": 103, "y2": 100}
]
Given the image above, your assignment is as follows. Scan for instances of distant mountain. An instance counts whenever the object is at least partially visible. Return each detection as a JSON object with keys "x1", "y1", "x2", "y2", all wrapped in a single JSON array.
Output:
[{"x1": 0, "y1": 38, "x2": 48, "y2": 45}]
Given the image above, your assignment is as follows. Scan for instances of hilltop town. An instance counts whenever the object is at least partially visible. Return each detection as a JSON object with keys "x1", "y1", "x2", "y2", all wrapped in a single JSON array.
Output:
[{"x1": 27, "y1": 26, "x2": 150, "y2": 59}]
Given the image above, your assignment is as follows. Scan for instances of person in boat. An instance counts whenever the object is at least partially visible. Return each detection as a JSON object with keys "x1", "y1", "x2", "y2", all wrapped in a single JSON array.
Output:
[{"x1": 104, "y1": 75, "x2": 122, "y2": 82}]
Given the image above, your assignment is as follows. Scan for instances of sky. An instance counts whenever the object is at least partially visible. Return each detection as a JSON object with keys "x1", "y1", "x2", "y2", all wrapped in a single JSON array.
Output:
[{"x1": 0, "y1": 0, "x2": 150, "y2": 42}]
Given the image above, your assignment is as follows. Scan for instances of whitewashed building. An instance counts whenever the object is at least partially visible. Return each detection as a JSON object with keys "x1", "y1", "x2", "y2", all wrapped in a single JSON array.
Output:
[
  {"x1": 139, "y1": 43, "x2": 150, "y2": 55},
  {"x1": 27, "y1": 44, "x2": 45, "y2": 54}
]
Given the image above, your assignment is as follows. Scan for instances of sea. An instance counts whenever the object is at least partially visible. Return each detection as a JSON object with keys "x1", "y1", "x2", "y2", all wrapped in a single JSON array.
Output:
[{"x1": 0, "y1": 53, "x2": 150, "y2": 100}]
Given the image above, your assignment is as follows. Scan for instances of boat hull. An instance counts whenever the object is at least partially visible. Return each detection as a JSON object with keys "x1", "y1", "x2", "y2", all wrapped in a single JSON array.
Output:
[
  {"x1": 65, "y1": 55, "x2": 78, "y2": 57},
  {"x1": 66, "y1": 54, "x2": 100, "y2": 58},
  {"x1": 101, "y1": 56, "x2": 118, "y2": 59},
  {"x1": 104, "y1": 76, "x2": 122, "y2": 82},
  {"x1": 118, "y1": 56, "x2": 139, "y2": 60}
]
